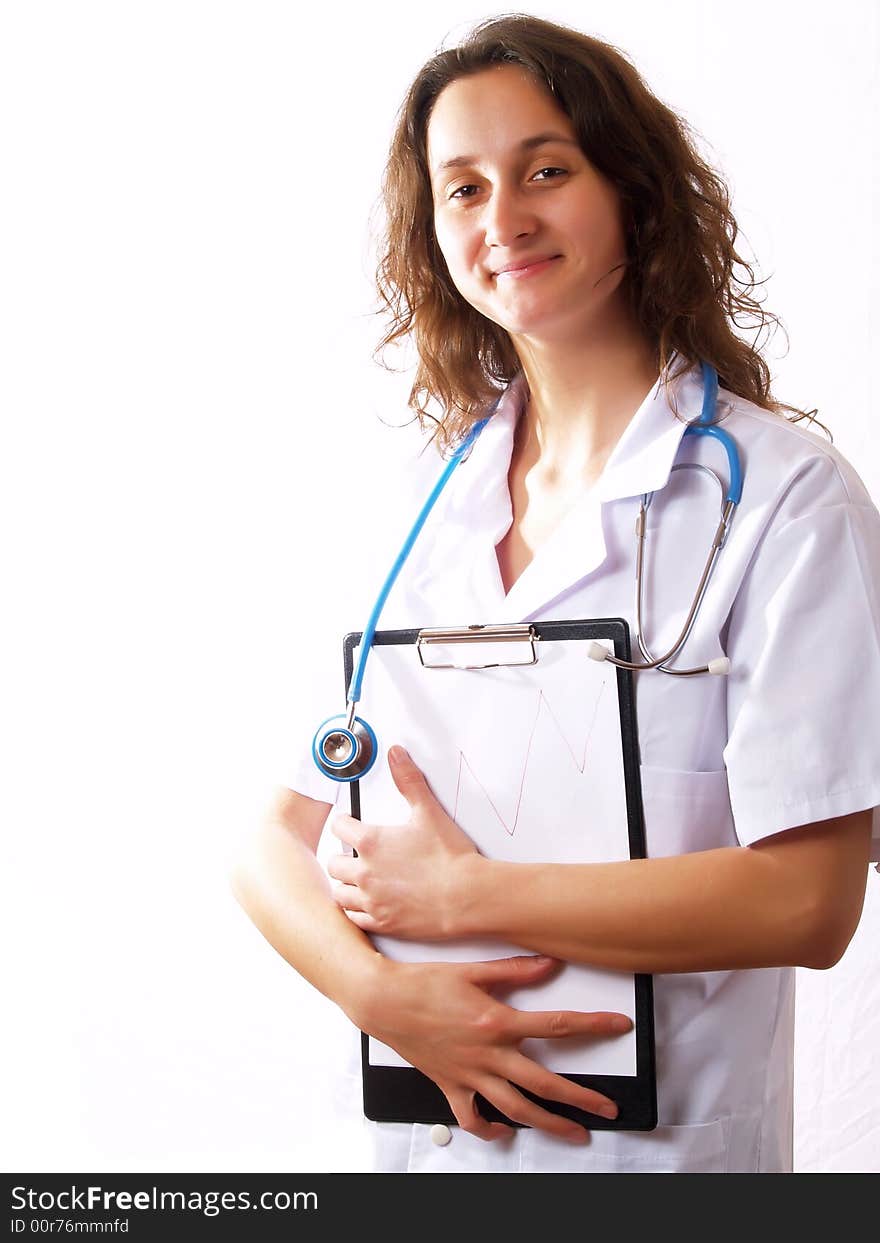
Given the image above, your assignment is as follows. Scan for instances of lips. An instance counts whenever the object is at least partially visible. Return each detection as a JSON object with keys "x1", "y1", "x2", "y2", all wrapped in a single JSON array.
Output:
[{"x1": 493, "y1": 254, "x2": 562, "y2": 278}]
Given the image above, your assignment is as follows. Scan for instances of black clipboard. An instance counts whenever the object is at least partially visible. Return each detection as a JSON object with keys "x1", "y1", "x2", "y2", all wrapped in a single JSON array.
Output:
[{"x1": 343, "y1": 617, "x2": 656, "y2": 1132}]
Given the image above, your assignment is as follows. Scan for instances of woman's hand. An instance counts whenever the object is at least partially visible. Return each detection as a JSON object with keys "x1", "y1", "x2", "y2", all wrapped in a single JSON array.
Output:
[
  {"x1": 356, "y1": 952, "x2": 632, "y2": 1143},
  {"x1": 328, "y1": 745, "x2": 477, "y2": 939}
]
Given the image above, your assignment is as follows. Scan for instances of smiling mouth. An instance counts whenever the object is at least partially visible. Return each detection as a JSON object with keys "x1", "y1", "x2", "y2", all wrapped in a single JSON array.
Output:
[{"x1": 494, "y1": 255, "x2": 562, "y2": 279}]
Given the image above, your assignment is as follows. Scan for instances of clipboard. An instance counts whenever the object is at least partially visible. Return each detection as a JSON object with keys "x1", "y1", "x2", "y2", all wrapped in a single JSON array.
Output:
[{"x1": 342, "y1": 618, "x2": 656, "y2": 1132}]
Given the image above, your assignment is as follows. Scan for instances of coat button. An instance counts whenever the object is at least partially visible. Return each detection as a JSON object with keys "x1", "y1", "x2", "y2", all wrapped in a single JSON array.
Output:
[{"x1": 430, "y1": 1124, "x2": 453, "y2": 1147}]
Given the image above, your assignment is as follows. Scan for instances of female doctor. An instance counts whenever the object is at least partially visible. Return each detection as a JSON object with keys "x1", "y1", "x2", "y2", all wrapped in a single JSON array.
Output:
[{"x1": 232, "y1": 15, "x2": 880, "y2": 1173}]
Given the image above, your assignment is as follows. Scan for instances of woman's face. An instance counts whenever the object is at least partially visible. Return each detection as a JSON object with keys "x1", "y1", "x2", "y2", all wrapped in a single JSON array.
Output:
[{"x1": 426, "y1": 65, "x2": 630, "y2": 343}]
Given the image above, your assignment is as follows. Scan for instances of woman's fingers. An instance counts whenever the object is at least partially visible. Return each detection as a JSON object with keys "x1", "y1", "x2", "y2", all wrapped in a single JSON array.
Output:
[
  {"x1": 333, "y1": 889, "x2": 379, "y2": 931},
  {"x1": 445, "y1": 1089, "x2": 515, "y2": 1142},
  {"x1": 501, "y1": 1048, "x2": 620, "y2": 1120},
  {"x1": 331, "y1": 882, "x2": 367, "y2": 912},
  {"x1": 456, "y1": 960, "x2": 631, "y2": 1133},
  {"x1": 508, "y1": 1007, "x2": 633, "y2": 1042},
  {"x1": 474, "y1": 1077, "x2": 591, "y2": 1143},
  {"x1": 340, "y1": 910, "x2": 376, "y2": 931},
  {"x1": 328, "y1": 814, "x2": 362, "y2": 850},
  {"x1": 503, "y1": 1008, "x2": 631, "y2": 1118},
  {"x1": 330, "y1": 881, "x2": 381, "y2": 931},
  {"x1": 442, "y1": 1056, "x2": 615, "y2": 1144},
  {"x1": 326, "y1": 853, "x2": 359, "y2": 884},
  {"x1": 326, "y1": 855, "x2": 370, "y2": 917},
  {"x1": 445, "y1": 1076, "x2": 591, "y2": 1145},
  {"x1": 464, "y1": 954, "x2": 559, "y2": 987}
]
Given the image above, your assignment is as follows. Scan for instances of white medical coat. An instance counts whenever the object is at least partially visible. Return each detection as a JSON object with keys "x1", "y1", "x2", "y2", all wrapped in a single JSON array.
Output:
[{"x1": 284, "y1": 363, "x2": 880, "y2": 1173}]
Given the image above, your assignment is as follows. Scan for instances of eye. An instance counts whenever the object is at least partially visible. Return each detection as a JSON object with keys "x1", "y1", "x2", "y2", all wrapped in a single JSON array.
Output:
[
  {"x1": 532, "y1": 166, "x2": 567, "y2": 181},
  {"x1": 448, "y1": 183, "x2": 480, "y2": 200}
]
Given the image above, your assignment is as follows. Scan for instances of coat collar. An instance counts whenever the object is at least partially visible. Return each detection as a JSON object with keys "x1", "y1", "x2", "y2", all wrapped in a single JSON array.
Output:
[
  {"x1": 595, "y1": 363, "x2": 703, "y2": 502},
  {"x1": 429, "y1": 361, "x2": 708, "y2": 622},
  {"x1": 448, "y1": 359, "x2": 705, "y2": 511}
]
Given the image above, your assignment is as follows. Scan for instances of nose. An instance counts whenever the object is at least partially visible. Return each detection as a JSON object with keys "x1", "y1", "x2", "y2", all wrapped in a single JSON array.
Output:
[{"x1": 483, "y1": 184, "x2": 537, "y2": 249}]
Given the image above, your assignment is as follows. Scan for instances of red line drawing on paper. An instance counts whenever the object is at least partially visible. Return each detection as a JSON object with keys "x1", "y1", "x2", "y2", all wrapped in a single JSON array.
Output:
[{"x1": 451, "y1": 681, "x2": 606, "y2": 836}]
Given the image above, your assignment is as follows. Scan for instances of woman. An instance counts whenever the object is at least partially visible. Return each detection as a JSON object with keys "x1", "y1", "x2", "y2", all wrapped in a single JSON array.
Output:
[{"x1": 233, "y1": 15, "x2": 879, "y2": 1172}]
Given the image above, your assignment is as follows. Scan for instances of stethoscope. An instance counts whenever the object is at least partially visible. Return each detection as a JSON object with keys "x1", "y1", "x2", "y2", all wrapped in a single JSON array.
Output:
[{"x1": 313, "y1": 361, "x2": 742, "y2": 782}]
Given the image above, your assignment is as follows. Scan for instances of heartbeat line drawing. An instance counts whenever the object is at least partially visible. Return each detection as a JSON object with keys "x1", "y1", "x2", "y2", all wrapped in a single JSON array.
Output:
[{"x1": 451, "y1": 679, "x2": 606, "y2": 836}]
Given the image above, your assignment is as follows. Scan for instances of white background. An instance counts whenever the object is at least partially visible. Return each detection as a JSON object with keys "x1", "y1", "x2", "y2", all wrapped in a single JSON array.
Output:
[{"x1": 2, "y1": 0, "x2": 878, "y2": 1173}]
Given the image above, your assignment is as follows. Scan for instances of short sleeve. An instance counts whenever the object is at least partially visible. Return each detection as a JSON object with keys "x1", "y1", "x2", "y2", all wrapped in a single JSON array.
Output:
[{"x1": 723, "y1": 501, "x2": 880, "y2": 862}]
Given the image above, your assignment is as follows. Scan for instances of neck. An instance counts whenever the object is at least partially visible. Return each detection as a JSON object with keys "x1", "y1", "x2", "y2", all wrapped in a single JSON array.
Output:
[{"x1": 510, "y1": 308, "x2": 659, "y2": 487}]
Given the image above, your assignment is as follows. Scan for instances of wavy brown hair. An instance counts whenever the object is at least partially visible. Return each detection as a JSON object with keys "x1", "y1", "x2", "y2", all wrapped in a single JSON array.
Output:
[{"x1": 374, "y1": 12, "x2": 821, "y2": 451}]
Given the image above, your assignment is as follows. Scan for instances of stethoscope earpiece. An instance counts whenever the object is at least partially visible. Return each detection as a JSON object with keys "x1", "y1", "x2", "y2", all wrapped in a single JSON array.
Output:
[
  {"x1": 312, "y1": 713, "x2": 378, "y2": 782},
  {"x1": 589, "y1": 642, "x2": 731, "y2": 676}
]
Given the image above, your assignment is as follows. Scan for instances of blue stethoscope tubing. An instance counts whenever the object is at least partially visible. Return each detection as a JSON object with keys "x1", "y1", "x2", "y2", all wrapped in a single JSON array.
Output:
[
  {"x1": 688, "y1": 361, "x2": 742, "y2": 505},
  {"x1": 312, "y1": 362, "x2": 741, "y2": 781}
]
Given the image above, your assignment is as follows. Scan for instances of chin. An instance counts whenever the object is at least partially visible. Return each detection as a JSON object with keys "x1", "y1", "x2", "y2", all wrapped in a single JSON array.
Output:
[
  {"x1": 488, "y1": 307, "x2": 570, "y2": 340},
  {"x1": 466, "y1": 295, "x2": 552, "y2": 335}
]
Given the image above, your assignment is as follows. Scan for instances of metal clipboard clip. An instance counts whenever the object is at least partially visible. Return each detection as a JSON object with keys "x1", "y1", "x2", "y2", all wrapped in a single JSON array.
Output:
[{"x1": 416, "y1": 624, "x2": 539, "y2": 670}]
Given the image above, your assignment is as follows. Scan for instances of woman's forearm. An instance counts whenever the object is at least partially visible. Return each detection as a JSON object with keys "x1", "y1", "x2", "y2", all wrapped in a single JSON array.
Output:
[
  {"x1": 453, "y1": 848, "x2": 807, "y2": 972},
  {"x1": 231, "y1": 808, "x2": 385, "y2": 1025},
  {"x1": 450, "y1": 813, "x2": 870, "y2": 974}
]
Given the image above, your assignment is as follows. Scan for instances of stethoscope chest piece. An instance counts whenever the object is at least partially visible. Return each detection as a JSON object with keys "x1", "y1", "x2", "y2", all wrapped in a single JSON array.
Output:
[{"x1": 312, "y1": 713, "x2": 378, "y2": 782}]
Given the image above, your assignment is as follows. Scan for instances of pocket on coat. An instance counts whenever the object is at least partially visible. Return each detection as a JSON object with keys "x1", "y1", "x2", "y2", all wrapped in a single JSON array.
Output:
[
  {"x1": 517, "y1": 1114, "x2": 731, "y2": 1173},
  {"x1": 380, "y1": 1114, "x2": 733, "y2": 1174},
  {"x1": 638, "y1": 765, "x2": 736, "y2": 857}
]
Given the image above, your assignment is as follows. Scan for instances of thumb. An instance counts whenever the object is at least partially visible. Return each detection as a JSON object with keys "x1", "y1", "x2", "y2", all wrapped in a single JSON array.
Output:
[{"x1": 388, "y1": 745, "x2": 432, "y2": 807}]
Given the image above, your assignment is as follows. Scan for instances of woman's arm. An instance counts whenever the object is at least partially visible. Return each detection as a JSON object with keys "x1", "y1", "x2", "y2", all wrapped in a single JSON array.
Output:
[
  {"x1": 230, "y1": 787, "x2": 635, "y2": 1142},
  {"x1": 231, "y1": 788, "x2": 384, "y2": 1016},
  {"x1": 452, "y1": 811, "x2": 872, "y2": 972},
  {"x1": 330, "y1": 748, "x2": 873, "y2": 973}
]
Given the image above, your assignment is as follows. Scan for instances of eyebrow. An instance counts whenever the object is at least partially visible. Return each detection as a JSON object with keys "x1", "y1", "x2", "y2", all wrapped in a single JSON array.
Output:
[{"x1": 432, "y1": 132, "x2": 581, "y2": 176}]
